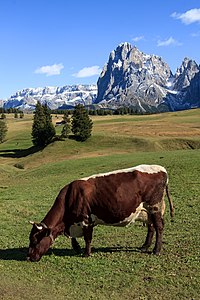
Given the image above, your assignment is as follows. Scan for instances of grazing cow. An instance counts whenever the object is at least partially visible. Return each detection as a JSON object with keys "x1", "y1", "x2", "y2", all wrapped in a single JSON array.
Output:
[{"x1": 27, "y1": 164, "x2": 174, "y2": 262}]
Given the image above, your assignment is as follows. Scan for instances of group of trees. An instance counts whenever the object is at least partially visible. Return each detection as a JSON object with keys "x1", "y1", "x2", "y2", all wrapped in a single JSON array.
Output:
[
  {"x1": 0, "y1": 107, "x2": 22, "y2": 114},
  {"x1": 0, "y1": 102, "x2": 93, "y2": 146},
  {"x1": 32, "y1": 102, "x2": 93, "y2": 147}
]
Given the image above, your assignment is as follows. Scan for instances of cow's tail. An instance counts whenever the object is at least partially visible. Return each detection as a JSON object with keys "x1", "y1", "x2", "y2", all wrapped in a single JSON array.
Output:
[{"x1": 166, "y1": 184, "x2": 174, "y2": 219}]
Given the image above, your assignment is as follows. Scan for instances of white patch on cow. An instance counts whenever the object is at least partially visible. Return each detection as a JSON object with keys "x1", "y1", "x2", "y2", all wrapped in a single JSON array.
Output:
[
  {"x1": 91, "y1": 203, "x2": 145, "y2": 227},
  {"x1": 81, "y1": 164, "x2": 167, "y2": 181}
]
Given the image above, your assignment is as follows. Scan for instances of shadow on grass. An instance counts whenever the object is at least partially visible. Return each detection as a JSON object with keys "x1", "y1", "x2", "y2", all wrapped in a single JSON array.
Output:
[
  {"x1": 0, "y1": 146, "x2": 45, "y2": 159},
  {"x1": 0, "y1": 247, "x2": 76, "y2": 261},
  {"x1": 0, "y1": 246, "x2": 148, "y2": 261},
  {"x1": 0, "y1": 247, "x2": 28, "y2": 261},
  {"x1": 49, "y1": 246, "x2": 147, "y2": 257}
]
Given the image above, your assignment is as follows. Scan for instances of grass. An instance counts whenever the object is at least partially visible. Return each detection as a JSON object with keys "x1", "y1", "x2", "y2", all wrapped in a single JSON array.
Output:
[{"x1": 0, "y1": 109, "x2": 200, "y2": 299}]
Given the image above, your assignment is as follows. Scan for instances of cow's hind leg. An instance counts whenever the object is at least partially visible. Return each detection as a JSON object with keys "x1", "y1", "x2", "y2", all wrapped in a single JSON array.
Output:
[
  {"x1": 151, "y1": 211, "x2": 164, "y2": 255},
  {"x1": 71, "y1": 238, "x2": 82, "y2": 254},
  {"x1": 141, "y1": 222, "x2": 155, "y2": 252},
  {"x1": 83, "y1": 226, "x2": 93, "y2": 257}
]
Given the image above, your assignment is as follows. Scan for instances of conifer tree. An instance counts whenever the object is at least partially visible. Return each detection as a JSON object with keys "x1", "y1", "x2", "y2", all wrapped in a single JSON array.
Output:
[
  {"x1": 0, "y1": 119, "x2": 8, "y2": 143},
  {"x1": 71, "y1": 104, "x2": 93, "y2": 141},
  {"x1": 20, "y1": 111, "x2": 24, "y2": 118},
  {"x1": 32, "y1": 102, "x2": 56, "y2": 147},
  {"x1": 1, "y1": 113, "x2": 6, "y2": 119},
  {"x1": 61, "y1": 111, "x2": 71, "y2": 138}
]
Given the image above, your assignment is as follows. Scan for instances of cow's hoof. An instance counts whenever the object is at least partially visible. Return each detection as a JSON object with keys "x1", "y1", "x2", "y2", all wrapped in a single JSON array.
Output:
[
  {"x1": 73, "y1": 245, "x2": 82, "y2": 254},
  {"x1": 71, "y1": 239, "x2": 82, "y2": 254},
  {"x1": 153, "y1": 248, "x2": 160, "y2": 255},
  {"x1": 83, "y1": 252, "x2": 91, "y2": 257},
  {"x1": 140, "y1": 245, "x2": 149, "y2": 253}
]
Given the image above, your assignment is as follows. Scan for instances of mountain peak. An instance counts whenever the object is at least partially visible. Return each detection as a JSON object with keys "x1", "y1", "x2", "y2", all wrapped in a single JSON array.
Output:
[
  {"x1": 95, "y1": 42, "x2": 200, "y2": 112},
  {"x1": 174, "y1": 57, "x2": 199, "y2": 90}
]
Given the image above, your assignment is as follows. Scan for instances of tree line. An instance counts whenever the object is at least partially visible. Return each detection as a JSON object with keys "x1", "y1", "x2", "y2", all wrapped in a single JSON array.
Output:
[{"x1": 51, "y1": 106, "x2": 141, "y2": 116}]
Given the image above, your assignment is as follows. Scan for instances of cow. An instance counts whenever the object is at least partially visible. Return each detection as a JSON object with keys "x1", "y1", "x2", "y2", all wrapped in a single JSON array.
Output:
[{"x1": 27, "y1": 164, "x2": 174, "y2": 262}]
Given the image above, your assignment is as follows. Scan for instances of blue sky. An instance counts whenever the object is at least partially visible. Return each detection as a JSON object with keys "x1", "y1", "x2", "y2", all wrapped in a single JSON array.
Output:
[{"x1": 0, "y1": 0, "x2": 200, "y2": 99}]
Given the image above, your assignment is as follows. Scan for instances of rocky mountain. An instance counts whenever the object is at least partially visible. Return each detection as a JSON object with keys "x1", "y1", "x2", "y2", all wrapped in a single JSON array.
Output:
[
  {"x1": 95, "y1": 42, "x2": 200, "y2": 112},
  {"x1": 1, "y1": 42, "x2": 200, "y2": 112},
  {"x1": 2, "y1": 85, "x2": 97, "y2": 111}
]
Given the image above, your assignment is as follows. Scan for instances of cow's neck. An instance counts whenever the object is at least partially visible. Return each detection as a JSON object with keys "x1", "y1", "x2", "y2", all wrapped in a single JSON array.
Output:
[{"x1": 41, "y1": 186, "x2": 68, "y2": 236}]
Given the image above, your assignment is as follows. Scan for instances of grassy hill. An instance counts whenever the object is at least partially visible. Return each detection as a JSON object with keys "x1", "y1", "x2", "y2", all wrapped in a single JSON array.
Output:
[
  {"x1": 0, "y1": 109, "x2": 200, "y2": 169},
  {"x1": 0, "y1": 109, "x2": 200, "y2": 299}
]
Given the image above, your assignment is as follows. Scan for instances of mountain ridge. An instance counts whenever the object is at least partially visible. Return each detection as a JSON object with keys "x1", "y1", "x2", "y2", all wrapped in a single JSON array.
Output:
[
  {"x1": 95, "y1": 42, "x2": 200, "y2": 112},
  {"x1": 1, "y1": 42, "x2": 200, "y2": 112}
]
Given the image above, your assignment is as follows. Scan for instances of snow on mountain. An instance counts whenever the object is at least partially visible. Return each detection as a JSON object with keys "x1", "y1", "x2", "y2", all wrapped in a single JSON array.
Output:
[
  {"x1": 1, "y1": 43, "x2": 200, "y2": 113},
  {"x1": 2, "y1": 84, "x2": 97, "y2": 110},
  {"x1": 95, "y1": 43, "x2": 200, "y2": 112}
]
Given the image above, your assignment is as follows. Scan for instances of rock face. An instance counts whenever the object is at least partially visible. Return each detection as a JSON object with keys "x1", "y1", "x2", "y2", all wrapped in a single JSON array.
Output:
[
  {"x1": 2, "y1": 42, "x2": 200, "y2": 112},
  {"x1": 183, "y1": 71, "x2": 200, "y2": 107},
  {"x1": 3, "y1": 85, "x2": 97, "y2": 110},
  {"x1": 95, "y1": 43, "x2": 200, "y2": 112},
  {"x1": 173, "y1": 57, "x2": 199, "y2": 90}
]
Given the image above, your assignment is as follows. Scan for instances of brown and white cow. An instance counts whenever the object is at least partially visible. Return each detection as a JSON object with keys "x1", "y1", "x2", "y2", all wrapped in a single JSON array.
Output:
[{"x1": 27, "y1": 164, "x2": 174, "y2": 262}]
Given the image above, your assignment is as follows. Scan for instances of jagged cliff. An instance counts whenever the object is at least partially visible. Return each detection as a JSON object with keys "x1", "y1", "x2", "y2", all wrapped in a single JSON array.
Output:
[{"x1": 95, "y1": 43, "x2": 200, "y2": 112}]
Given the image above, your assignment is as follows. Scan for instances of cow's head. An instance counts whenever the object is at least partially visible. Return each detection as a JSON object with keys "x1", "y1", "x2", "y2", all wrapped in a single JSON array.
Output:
[{"x1": 27, "y1": 221, "x2": 53, "y2": 262}]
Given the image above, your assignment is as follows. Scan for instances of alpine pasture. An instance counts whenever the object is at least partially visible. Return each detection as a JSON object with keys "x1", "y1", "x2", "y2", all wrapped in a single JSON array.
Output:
[{"x1": 0, "y1": 109, "x2": 200, "y2": 300}]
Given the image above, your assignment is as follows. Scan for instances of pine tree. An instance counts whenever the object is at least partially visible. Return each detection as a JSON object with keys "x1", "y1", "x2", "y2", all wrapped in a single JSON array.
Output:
[
  {"x1": 0, "y1": 119, "x2": 8, "y2": 143},
  {"x1": 61, "y1": 111, "x2": 71, "y2": 138},
  {"x1": 20, "y1": 111, "x2": 24, "y2": 118},
  {"x1": 71, "y1": 104, "x2": 93, "y2": 141},
  {"x1": 43, "y1": 103, "x2": 56, "y2": 144},
  {"x1": 1, "y1": 113, "x2": 6, "y2": 119},
  {"x1": 32, "y1": 102, "x2": 56, "y2": 147}
]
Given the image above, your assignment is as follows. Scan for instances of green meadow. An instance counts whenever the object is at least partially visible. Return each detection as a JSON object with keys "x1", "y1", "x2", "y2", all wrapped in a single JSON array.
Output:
[{"x1": 0, "y1": 109, "x2": 200, "y2": 299}]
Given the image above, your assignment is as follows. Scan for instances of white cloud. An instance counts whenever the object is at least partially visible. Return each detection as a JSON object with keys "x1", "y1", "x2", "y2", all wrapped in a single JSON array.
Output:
[
  {"x1": 73, "y1": 65, "x2": 102, "y2": 78},
  {"x1": 132, "y1": 35, "x2": 144, "y2": 42},
  {"x1": 191, "y1": 31, "x2": 200, "y2": 37},
  {"x1": 171, "y1": 8, "x2": 200, "y2": 25},
  {"x1": 157, "y1": 37, "x2": 182, "y2": 47},
  {"x1": 35, "y1": 63, "x2": 64, "y2": 76}
]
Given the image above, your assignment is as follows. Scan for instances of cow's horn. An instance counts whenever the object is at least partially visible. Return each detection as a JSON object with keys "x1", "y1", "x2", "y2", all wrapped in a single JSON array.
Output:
[
  {"x1": 29, "y1": 221, "x2": 43, "y2": 230},
  {"x1": 35, "y1": 224, "x2": 43, "y2": 230}
]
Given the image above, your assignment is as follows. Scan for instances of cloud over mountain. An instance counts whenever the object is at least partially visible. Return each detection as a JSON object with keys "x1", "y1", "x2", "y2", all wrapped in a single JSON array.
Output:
[
  {"x1": 157, "y1": 37, "x2": 182, "y2": 47},
  {"x1": 35, "y1": 63, "x2": 64, "y2": 76},
  {"x1": 73, "y1": 66, "x2": 102, "y2": 78}
]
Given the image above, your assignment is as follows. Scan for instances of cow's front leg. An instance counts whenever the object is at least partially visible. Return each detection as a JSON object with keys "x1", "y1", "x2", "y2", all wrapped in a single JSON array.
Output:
[
  {"x1": 152, "y1": 212, "x2": 164, "y2": 255},
  {"x1": 141, "y1": 222, "x2": 155, "y2": 252},
  {"x1": 82, "y1": 225, "x2": 93, "y2": 257},
  {"x1": 71, "y1": 238, "x2": 81, "y2": 254}
]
